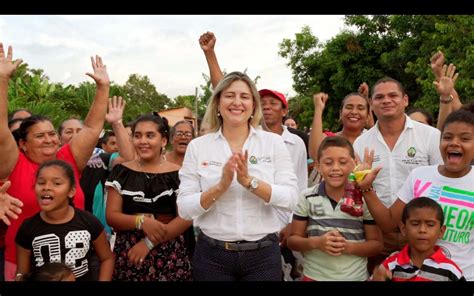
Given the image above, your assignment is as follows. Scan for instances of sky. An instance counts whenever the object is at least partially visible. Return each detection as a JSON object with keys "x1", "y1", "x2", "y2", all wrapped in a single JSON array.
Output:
[{"x1": 0, "y1": 15, "x2": 346, "y2": 100}]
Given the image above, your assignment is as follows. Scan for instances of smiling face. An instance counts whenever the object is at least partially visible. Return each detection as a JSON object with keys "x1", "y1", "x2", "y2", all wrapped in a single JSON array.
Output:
[
  {"x1": 371, "y1": 81, "x2": 408, "y2": 122},
  {"x1": 400, "y1": 207, "x2": 445, "y2": 257},
  {"x1": 172, "y1": 122, "x2": 193, "y2": 155},
  {"x1": 340, "y1": 95, "x2": 369, "y2": 131},
  {"x1": 317, "y1": 146, "x2": 355, "y2": 189},
  {"x1": 439, "y1": 121, "x2": 474, "y2": 177},
  {"x1": 218, "y1": 80, "x2": 254, "y2": 128},
  {"x1": 20, "y1": 120, "x2": 60, "y2": 162},
  {"x1": 133, "y1": 121, "x2": 167, "y2": 162},
  {"x1": 35, "y1": 165, "x2": 76, "y2": 212}
]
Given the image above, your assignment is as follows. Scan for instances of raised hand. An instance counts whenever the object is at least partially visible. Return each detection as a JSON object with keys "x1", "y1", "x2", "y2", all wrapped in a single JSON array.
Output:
[
  {"x1": 105, "y1": 96, "x2": 126, "y2": 125},
  {"x1": 313, "y1": 92, "x2": 329, "y2": 112},
  {"x1": 433, "y1": 63, "x2": 459, "y2": 97},
  {"x1": 235, "y1": 150, "x2": 250, "y2": 187},
  {"x1": 218, "y1": 154, "x2": 237, "y2": 191},
  {"x1": 86, "y1": 55, "x2": 110, "y2": 87},
  {"x1": 0, "y1": 181, "x2": 23, "y2": 226},
  {"x1": 199, "y1": 31, "x2": 216, "y2": 53},
  {"x1": 358, "y1": 82, "x2": 369, "y2": 99},
  {"x1": 0, "y1": 43, "x2": 23, "y2": 80},
  {"x1": 355, "y1": 147, "x2": 382, "y2": 190},
  {"x1": 430, "y1": 51, "x2": 445, "y2": 81}
]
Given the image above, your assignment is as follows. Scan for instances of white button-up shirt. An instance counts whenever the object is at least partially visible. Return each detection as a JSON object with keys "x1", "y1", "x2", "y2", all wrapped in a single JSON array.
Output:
[
  {"x1": 177, "y1": 126, "x2": 299, "y2": 241},
  {"x1": 353, "y1": 115, "x2": 443, "y2": 207}
]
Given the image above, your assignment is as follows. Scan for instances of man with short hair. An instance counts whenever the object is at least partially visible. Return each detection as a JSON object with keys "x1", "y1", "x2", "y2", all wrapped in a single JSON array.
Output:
[{"x1": 353, "y1": 77, "x2": 443, "y2": 271}]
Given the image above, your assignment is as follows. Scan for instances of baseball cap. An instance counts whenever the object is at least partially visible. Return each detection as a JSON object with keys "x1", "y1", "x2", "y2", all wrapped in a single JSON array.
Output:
[{"x1": 258, "y1": 89, "x2": 288, "y2": 108}]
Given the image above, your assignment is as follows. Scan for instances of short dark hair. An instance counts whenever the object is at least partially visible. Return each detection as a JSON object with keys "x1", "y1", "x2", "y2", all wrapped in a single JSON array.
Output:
[
  {"x1": 371, "y1": 77, "x2": 406, "y2": 97},
  {"x1": 9, "y1": 108, "x2": 32, "y2": 121},
  {"x1": 317, "y1": 136, "x2": 355, "y2": 161},
  {"x1": 407, "y1": 108, "x2": 434, "y2": 126},
  {"x1": 101, "y1": 130, "x2": 116, "y2": 145},
  {"x1": 58, "y1": 117, "x2": 83, "y2": 136},
  {"x1": 402, "y1": 197, "x2": 444, "y2": 225},
  {"x1": 441, "y1": 108, "x2": 474, "y2": 132}
]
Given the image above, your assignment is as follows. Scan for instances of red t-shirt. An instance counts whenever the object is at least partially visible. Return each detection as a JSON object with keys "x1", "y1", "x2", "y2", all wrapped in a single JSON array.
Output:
[{"x1": 4, "y1": 144, "x2": 85, "y2": 263}]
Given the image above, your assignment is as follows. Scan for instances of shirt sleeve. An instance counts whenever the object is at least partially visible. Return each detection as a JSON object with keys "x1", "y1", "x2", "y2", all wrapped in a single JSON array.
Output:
[
  {"x1": 293, "y1": 187, "x2": 312, "y2": 220},
  {"x1": 294, "y1": 138, "x2": 308, "y2": 192},
  {"x1": 396, "y1": 170, "x2": 415, "y2": 204},
  {"x1": 266, "y1": 135, "x2": 299, "y2": 212},
  {"x1": 428, "y1": 128, "x2": 443, "y2": 165},
  {"x1": 177, "y1": 140, "x2": 207, "y2": 220},
  {"x1": 15, "y1": 218, "x2": 32, "y2": 250}
]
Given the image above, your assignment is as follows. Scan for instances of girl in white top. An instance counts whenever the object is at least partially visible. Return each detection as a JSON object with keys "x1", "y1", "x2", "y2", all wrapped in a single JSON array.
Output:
[{"x1": 177, "y1": 71, "x2": 298, "y2": 281}]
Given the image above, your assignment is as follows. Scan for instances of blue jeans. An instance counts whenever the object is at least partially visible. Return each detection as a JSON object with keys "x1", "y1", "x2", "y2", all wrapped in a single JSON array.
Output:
[{"x1": 192, "y1": 233, "x2": 282, "y2": 281}]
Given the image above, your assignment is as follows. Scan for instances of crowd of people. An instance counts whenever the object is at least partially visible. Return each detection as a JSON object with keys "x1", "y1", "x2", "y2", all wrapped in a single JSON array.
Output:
[{"x1": 0, "y1": 32, "x2": 472, "y2": 282}]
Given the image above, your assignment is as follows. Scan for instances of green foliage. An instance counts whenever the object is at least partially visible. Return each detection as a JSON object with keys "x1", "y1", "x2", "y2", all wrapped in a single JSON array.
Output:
[{"x1": 280, "y1": 15, "x2": 474, "y2": 131}]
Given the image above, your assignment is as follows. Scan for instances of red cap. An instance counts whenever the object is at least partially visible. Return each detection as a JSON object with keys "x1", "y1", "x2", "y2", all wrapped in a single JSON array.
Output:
[{"x1": 258, "y1": 89, "x2": 288, "y2": 108}]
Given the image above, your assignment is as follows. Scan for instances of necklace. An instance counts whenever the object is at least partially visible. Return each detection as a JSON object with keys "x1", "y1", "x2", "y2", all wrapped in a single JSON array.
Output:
[{"x1": 137, "y1": 159, "x2": 161, "y2": 179}]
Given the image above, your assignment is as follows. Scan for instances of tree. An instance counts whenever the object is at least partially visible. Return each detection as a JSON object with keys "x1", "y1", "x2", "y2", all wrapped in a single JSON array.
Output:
[
  {"x1": 280, "y1": 15, "x2": 474, "y2": 131},
  {"x1": 121, "y1": 74, "x2": 172, "y2": 122}
]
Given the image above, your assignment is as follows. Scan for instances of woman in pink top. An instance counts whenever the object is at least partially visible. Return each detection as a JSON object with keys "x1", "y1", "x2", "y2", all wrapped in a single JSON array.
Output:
[{"x1": 0, "y1": 42, "x2": 110, "y2": 281}]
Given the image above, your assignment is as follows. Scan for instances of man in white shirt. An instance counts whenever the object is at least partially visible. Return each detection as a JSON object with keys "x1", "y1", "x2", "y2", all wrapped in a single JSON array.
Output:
[
  {"x1": 353, "y1": 77, "x2": 443, "y2": 271},
  {"x1": 259, "y1": 89, "x2": 307, "y2": 280}
]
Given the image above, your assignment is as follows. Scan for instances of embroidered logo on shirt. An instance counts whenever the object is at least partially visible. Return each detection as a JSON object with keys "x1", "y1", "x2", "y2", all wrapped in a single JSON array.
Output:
[
  {"x1": 407, "y1": 147, "x2": 416, "y2": 158},
  {"x1": 249, "y1": 156, "x2": 258, "y2": 164}
]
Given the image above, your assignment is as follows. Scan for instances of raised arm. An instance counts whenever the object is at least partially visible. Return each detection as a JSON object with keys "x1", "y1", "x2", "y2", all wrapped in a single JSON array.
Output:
[
  {"x1": 358, "y1": 82, "x2": 375, "y2": 129},
  {"x1": 199, "y1": 31, "x2": 224, "y2": 88},
  {"x1": 0, "y1": 43, "x2": 22, "y2": 179},
  {"x1": 105, "y1": 96, "x2": 135, "y2": 166},
  {"x1": 434, "y1": 63, "x2": 458, "y2": 130},
  {"x1": 308, "y1": 93, "x2": 329, "y2": 161},
  {"x1": 355, "y1": 148, "x2": 403, "y2": 232},
  {"x1": 70, "y1": 55, "x2": 110, "y2": 171}
]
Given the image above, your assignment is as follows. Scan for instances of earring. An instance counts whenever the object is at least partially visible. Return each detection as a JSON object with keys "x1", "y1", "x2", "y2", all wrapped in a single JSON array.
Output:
[
  {"x1": 250, "y1": 114, "x2": 254, "y2": 119},
  {"x1": 217, "y1": 111, "x2": 221, "y2": 117}
]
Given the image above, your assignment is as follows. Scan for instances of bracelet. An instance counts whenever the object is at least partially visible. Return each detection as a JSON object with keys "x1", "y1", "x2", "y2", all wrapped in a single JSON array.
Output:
[
  {"x1": 135, "y1": 214, "x2": 145, "y2": 230},
  {"x1": 440, "y1": 95, "x2": 454, "y2": 104},
  {"x1": 144, "y1": 236, "x2": 155, "y2": 250},
  {"x1": 359, "y1": 186, "x2": 374, "y2": 193}
]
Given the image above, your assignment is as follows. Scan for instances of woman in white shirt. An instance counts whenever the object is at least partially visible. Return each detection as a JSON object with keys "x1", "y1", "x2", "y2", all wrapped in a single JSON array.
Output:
[{"x1": 177, "y1": 71, "x2": 298, "y2": 281}]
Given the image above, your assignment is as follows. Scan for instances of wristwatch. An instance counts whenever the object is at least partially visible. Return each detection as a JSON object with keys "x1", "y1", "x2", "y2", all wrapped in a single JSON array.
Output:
[{"x1": 247, "y1": 178, "x2": 259, "y2": 192}]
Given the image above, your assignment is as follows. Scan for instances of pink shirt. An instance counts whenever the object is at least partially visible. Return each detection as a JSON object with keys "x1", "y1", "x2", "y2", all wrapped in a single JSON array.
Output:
[{"x1": 4, "y1": 143, "x2": 85, "y2": 263}]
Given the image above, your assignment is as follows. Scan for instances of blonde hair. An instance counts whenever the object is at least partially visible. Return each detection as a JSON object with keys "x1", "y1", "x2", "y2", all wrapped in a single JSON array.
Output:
[{"x1": 202, "y1": 71, "x2": 263, "y2": 132}]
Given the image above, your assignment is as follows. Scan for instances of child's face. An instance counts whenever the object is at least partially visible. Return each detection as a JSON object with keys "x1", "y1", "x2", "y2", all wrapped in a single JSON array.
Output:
[
  {"x1": 35, "y1": 166, "x2": 75, "y2": 211},
  {"x1": 440, "y1": 122, "x2": 474, "y2": 177},
  {"x1": 317, "y1": 146, "x2": 355, "y2": 189},
  {"x1": 400, "y1": 207, "x2": 445, "y2": 255}
]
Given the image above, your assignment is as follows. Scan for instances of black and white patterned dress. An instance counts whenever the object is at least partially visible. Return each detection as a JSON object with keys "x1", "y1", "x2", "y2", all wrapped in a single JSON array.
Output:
[{"x1": 105, "y1": 164, "x2": 193, "y2": 281}]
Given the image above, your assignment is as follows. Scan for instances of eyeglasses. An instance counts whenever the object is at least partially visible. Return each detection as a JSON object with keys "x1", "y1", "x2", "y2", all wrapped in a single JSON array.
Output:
[{"x1": 175, "y1": 131, "x2": 193, "y2": 138}]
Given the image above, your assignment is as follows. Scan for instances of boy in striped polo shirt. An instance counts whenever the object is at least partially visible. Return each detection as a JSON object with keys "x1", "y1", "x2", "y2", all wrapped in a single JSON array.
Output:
[
  {"x1": 372, "y1": 197, "x2": 465, "y2": 281},
  {"x1": 287, "y1": 136, "x2": 383, "y2": 281}
]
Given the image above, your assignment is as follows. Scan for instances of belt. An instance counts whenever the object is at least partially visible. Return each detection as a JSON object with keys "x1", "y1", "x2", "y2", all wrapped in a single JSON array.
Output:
[{"x1": 199, "y1": 232, "x2": 277, "y2": 251}]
